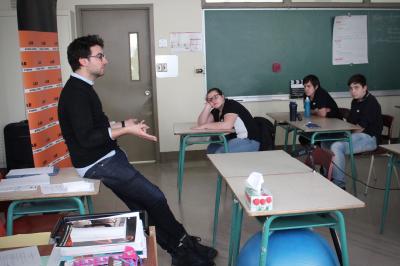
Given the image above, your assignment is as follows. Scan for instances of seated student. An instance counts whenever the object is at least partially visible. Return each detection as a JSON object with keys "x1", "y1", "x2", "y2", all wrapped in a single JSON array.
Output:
[
  {"x1": 194, "y1": 88, "x2": 260, "y2": 153},
  {"x1": 299, "y1": 74, "x2": 341, "y2": 145},
  {"x1": 322, "y1": 74, "x2": 383, "y2": 189}
]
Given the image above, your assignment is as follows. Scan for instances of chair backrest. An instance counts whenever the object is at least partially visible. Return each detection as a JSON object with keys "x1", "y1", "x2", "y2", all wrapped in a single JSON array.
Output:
[
  {"x1": 304, "y1": 147, "x2": 335, "y2": 180},
  {"x1": 254, "y1": 116, "x2": 275, "y2": 151},
  {"x1": 381, "y1": 114, "x2": 394, "y2": 144},
  {"x1": 339, "y1": 107, "x2": 351, "y2": 122}
]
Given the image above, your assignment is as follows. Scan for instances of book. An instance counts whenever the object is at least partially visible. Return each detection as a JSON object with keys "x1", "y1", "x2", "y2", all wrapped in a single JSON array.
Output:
[{"x1": 48, "y1": 212, "x2": 147, "y2": 265}]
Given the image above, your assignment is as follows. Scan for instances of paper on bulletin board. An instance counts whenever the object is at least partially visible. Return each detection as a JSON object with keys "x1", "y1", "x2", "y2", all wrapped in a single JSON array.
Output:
[
  {"x1": 332, "y1": 15, "x2": 368, "y2": 65},
  {"x1": 170, "y1": 32, "x2": 202, "y2": 52}
]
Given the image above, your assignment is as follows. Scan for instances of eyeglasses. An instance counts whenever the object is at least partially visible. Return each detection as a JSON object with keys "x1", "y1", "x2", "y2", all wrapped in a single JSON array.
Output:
[
  {"x1": 206, "y1": 94, "x2": 221, "y2": 102},
  {"x1": 88, "y1": 53, "x2": 106, "y2": 61}
]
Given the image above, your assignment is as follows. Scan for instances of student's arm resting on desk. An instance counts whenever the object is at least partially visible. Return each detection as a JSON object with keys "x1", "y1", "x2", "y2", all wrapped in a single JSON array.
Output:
[
  {"x1": 193, "y1": 113, "x2": 237, "y2": 130},
  {"x1": 197, "y1": 102, "x2": 215, "y2": 125},
  {"x1": 312, "y1": 107, "x2": 330, "y2": 117}
]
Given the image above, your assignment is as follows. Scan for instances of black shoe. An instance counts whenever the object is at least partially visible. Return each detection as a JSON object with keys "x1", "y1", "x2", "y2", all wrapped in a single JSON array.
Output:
[
  {"x1": 171, "y1": 243, "x2": 215, "y2": 266},
  {"x1": 189, "y1": 235, "x2": 218, "y2": 260}
]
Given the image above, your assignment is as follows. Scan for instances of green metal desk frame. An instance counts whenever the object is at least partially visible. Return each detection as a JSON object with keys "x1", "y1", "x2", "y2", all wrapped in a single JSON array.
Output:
[
  {"x1": 380, "y1": 152, "x2": 400, "y2": 233},
  {"x1": 177, "y1": 133, "x2": 228, "y2": 201},
  {"x1": 6, "y1": 196, "x2": 94, "y2": 235},
  {"x1": 228, "y1": 198, "x2": 349, "y2": 266},
  {"x1": 292, "y1": 129, "x2": 358, "y2": 196}
]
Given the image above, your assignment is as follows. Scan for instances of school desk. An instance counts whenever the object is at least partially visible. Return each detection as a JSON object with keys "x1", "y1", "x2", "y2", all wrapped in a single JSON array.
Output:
[
  {"x1": 207, "y1": 150, "x2": 312, "y2": 247},
  {"x1": 379, "y1": 143, "x2": 400, "y2": 233},
  {"x1": 0, "y1": 167, "x2": 100, "y2": 235},
  {"x1": 173, "y1": 122, "x2": 232, "y2": 201},
  {"x1": 225, "y1": 172, "x2": 364, "y2": 266}
]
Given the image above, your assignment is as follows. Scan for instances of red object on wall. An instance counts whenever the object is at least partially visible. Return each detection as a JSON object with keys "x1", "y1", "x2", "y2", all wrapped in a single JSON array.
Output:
[{"x1": 272, "y1": 62, "x2": 281, "y2": 73}]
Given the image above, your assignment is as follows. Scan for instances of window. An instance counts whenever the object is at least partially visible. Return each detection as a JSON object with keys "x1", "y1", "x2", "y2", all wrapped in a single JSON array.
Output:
[{"x1": 129, "y1": 33, "x2": 140, "y2": 81}]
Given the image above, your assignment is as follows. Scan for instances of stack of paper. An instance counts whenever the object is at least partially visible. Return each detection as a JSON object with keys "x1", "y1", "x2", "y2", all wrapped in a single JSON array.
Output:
[
  {"x1": 0, "y1": 173, "x2": 50, "y2": 193},
  {"x1": 6, "y1": 166, "x2": 58, "y2": 178},
  {"x1": 47, "y1": 212, "x2": 147, "y2": 266},
  {"x1": 40, "y1": 181, "x2": 94, "y2": 194}
]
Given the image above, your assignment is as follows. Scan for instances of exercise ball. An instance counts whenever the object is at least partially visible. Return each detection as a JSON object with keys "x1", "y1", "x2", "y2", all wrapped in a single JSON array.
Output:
[{"x1": 237, "y1": 229, "x2": 339, "y2": 266}]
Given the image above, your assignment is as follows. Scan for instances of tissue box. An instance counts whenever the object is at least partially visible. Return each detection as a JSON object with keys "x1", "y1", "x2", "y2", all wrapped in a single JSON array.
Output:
[{"x1": 245, "y1": 187, "x2": 273, "y2": 212}]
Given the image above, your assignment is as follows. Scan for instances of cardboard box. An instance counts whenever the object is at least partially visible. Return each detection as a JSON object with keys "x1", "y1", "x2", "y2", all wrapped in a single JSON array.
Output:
[{"x1": 245, "y1": 187, "x2": 273, "y2": 212}]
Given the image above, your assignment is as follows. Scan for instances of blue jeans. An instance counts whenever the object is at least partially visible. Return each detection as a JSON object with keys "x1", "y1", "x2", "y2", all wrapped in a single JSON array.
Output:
[
  {"x1": 207, "y1": 138, "x2": 260, "y2": 154},
  {"x1": 322, "y1": 133, "x2": 377, "y2": 188},
  {"x1": 84, "y1": 148, "x2": 185, "y2": 252}
]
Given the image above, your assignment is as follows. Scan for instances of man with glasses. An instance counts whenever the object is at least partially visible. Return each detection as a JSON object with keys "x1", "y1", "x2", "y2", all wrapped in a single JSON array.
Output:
[
  {"x1": 58, "y1": 35, "x2": 216, "y2": 266},
  {"x1": 195, "y1": 88, "x2": 260, "y2": 153}
]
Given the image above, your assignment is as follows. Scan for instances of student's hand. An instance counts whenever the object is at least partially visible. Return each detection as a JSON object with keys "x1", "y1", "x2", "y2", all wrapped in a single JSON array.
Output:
[
  {"x1": 126, "y1": 120, "x2": 158, "y2": 142},
  {"x1": 203, "y1": 102, "x2": 213, "y2": 112}
]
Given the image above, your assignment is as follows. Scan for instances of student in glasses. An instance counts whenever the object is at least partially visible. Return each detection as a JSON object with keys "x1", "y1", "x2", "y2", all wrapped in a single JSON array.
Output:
[
  {"x1": 58, "y1": 35, "x2": 216, "y2": 266},
  {"x1": 194, "y1": 88, "x2": 260, "y2": 153}
]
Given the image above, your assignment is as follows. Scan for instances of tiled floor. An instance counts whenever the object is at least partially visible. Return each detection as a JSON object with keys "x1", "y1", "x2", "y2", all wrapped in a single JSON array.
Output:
[{"x1": 93, "y1": 152, "x2": 400, "y2": 265}]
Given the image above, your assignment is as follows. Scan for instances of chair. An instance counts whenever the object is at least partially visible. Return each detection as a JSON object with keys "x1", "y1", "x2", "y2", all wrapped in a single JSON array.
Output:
[
  {"x1": 361, "y1": 114, "x2": 399, "y2": 195},
  {"x1": 304, "y1": 147, "x2": 335, "y2": 180},
  {"x1": 254, "y1": 116, "x2": 275, "y2": 151}
]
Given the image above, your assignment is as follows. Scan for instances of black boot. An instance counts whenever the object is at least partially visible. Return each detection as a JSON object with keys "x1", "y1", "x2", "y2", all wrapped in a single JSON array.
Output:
[
  {"x1": 188, "y1": 235, "x2": 218, "y2": 260},
  {"x1": 171, "y1": 235, "x2": 215, "y2": 266}
]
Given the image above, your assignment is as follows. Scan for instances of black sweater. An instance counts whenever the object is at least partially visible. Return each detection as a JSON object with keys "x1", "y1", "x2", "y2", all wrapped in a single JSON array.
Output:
[{"x1": 58, "y1": 76, "x2": 118, "y2": 168}]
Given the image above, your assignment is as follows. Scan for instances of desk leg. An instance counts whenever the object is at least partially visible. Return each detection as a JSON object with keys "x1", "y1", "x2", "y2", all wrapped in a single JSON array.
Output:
[
  {"x1": 177, "y1": 135, "x2": 186, "y2": 201},
  {"x1": 346, "y1": 132, "x2": 358, "y2": 196},
  {"x1": 6, "y1": 201, "x2": 18, "y2": 235},
  {"x1": 232, "y1": 205, "x2": 243, "y2": 265},
  {"x1": 86, "y1": 196, "x2": 94, "y2": 214},
  {"x1": 259, "y1": 216, "x2": 277, "y2": 266},
  {"x1": 222, "y1": 135, "x2": 229, "y2": 153},
  {"x1": 228, "y1": 198, "x2": 240, "y2": 266},
  {"x1": 292, "y1": 128, "x2": 297, "y2": 153},
  {"x1": 333, "y1": 211, "x2": 349, "y2": 266},
  {"x1": 212, "y1": 174, "x2": 222, "y2": 247},
  {"x1": 380, "y1": 153, "x2": 395, "y2": 233}
]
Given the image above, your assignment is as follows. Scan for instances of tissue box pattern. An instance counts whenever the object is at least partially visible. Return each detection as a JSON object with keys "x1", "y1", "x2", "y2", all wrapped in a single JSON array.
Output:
[{"x1": 245, "y1": 187, "x2": 273, "y2": 212}]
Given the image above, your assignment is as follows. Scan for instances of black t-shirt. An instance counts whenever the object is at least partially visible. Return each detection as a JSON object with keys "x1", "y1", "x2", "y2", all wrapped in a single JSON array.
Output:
[
  {"x1": 211, "y1": 99, "x2": 259, "y2": 141},
  {"x1": 349, "y1": 92, "x2": 383, "y2": 141},
  {"x1": 304, "y1": 87, "x2": 341, "y2": 119}
]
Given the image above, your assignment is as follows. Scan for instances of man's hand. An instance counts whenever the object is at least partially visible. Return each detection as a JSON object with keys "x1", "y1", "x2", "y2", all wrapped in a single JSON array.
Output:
[
  {"x1": 126, "y1": 120, "x2": 157, "y2": 142},
  {"x1": 124, "y1": 118, "x2": 138, "y2": 127}
]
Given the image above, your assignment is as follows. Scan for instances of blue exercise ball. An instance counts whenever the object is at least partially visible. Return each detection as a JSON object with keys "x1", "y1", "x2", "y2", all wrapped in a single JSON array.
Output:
[{"x1": 237, "y1": 229, "x2": 340, "y2": 266}]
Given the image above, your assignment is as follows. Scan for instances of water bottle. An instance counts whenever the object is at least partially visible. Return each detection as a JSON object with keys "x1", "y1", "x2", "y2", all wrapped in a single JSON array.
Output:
[
  {"x1": 304, "y1": 97, "x2": 311, "y2": 118},
  {"x1": 289, "y1": 101, "x2": 297, "y2": 121}
]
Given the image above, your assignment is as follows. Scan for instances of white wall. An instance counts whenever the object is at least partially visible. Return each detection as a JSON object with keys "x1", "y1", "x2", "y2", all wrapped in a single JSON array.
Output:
[{"x1": 1, "y1": 0, "x2": 400, "y2": 167}]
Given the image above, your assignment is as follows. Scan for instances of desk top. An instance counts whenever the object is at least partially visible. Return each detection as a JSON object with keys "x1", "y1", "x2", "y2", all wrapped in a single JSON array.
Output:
[
  {"x1": 226, "y1": 172, "x2": 365, "y2": 217},
  {"x1": 266, "y1": 112, "x2": 292, "y2": 123},
  {"x1": 173, "y1": 122, "x2": 234, "y2": 135},
  {"x1": 0, "y1": 167, "x2": 100, "y2": 202},
  {"x1": 207, "y1": 150, "x2": 312, "y2": 178},
  {"x1": 287, "y1": 116, "x2": 360, "y2": 133},
  {"x1": 380, "y1": 143, "x2": 400, "y2": 155}
]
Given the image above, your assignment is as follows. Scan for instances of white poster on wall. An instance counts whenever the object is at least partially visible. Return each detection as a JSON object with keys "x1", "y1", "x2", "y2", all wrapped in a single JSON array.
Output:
[
  {"x1": 170, "y1": 32, "x2": 202, "y2": 52},
  {"x1": 332, "y1": 15, "x2": 368, "y2": 65}
]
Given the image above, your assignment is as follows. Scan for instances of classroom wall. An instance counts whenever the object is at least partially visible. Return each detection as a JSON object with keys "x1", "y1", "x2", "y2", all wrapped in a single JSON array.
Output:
[{"x1": 0, "y1": 0, "x2": 400, "y2": 168}]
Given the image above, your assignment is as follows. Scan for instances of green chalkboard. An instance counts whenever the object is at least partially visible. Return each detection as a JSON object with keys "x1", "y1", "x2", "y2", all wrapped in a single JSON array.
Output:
[{"x1": 205, "y1": 9, "x2": 400, "y2": 97}]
